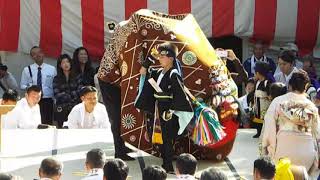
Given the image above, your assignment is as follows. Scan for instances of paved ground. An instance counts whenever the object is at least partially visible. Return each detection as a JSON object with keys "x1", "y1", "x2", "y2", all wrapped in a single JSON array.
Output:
[{"x1": 0, "y1": 129, "x2": 259, "y2": 179}]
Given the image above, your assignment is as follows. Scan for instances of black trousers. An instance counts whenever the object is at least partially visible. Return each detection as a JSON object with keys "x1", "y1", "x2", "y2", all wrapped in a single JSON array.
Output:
[
  {"x1": 99, "y1": 80, "x2": 126, "y2": 155},
  {"x1": 39, "y1": 98, "x2": 53, "y2": 125}
]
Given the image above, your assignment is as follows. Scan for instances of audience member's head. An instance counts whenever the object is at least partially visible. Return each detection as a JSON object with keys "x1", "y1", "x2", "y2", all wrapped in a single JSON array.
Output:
[
  {"x1": 253, "y1": 41, "x2": 266, "y2": 59},
  {"x1": 0, "y1": 64, "x2": 8, "y2": 79},
  {"x1": 0, "y1": 173, "x2": 13, "y2": 180},
  {"x1": 25, "y1": 85, "x2": 41, "y2": 107},
  {"x1": 176, "y1": 153, "x2": 197, "y2": 176},
  {"x1": 85, "y1": 148, "x2": 106, "y2": 171},
  {"x1": 254, "y1": 61, "x2": 270, "y2": 80},
  {"x1": 253, "y1": 156, "x2": 275, "y2": 180},
  {"x1": 30, "y1": 46, "x2": 44, "y2": 65},
  {"x1": 39, "y1": 158, "x2": 63, "y2": 180},
  {"x1": 142, "y1": 165, "x2": 167, "y2": 180},
  {"x1": 72, "y1": 47, "x2": 92, "y2": 74},
  {"x1": 103, "y1": 159, "x2": 129, "y2": 180},
  {"x1": 80, "y1": 86, "x2": 98, "y2": 111},
  {"x1": 278, "y1": 50, "x2": 295, "y2": 75},
  {"x1": 302, "y1": 55, "x2": 317, "y2": 78},
  {"x1": 245, "y1": 78, "x2": 255, "y2": 94},
  {"x1": 200, "y1": 167, "x2": 227, "y2": 180},
  {"x1": 2, "y1": 89, "x2": 19, "y2": 105},
  {"x1": 288, "y1": 71, "x2": 310, "y2": 94},
  {"x1": 269, "y1": 82, "x2": 287, "y2": 100},
  {"x1": 56, "y1": 54, "x2": 73, "y2": 76}
]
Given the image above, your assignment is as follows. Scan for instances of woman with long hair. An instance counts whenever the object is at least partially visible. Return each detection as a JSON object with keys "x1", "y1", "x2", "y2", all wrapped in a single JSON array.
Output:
[
  {"x1": 72, "y1": 47, "x2": 95, "y2": 86},
  {"x1": 53, "y1": 54, "x2": 82, "y2": 128}
]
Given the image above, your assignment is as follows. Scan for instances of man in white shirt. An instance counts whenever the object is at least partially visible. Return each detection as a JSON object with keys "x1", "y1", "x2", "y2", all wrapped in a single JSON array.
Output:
[
  {"x1": 20, "y1": 46, "x2": 56, "y2": 125},
  {"x1": 39, "y1": 157, "x2": 63, "y2": 180},
  {"x1": 274, "y1": 50, "x2": 299, "y2": 86},
  {"x1": 274, "y1": 43, "x2": 303, "y2": 74},
  {"x1": 67, "y1": 86, "x2": 110, "y2": 129},
  {"x1": 3, "y1": 85, "x2": 41, "y2": 129},
  {"x1": 82, "y1": 148, "x2": 106, "y2": 180}
]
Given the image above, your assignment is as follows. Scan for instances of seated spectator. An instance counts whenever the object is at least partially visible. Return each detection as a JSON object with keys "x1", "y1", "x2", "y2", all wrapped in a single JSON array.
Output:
[
  {"x1": 176, "y1": 153, "x2": 197, "y2": 179},
  {"x1": 269, "y1": 82, "x2": 287, "y2": 101},
  {"x1": 243, "y1": 41, "x2": 276, "y2": 78},
  {"x1": 253, "y1": 156, "x2": 275, "y2": 180},
  {"x1": 3, "y1": 85, "x2": 41, "y2": 129},
  {"x1": 142, "y1": 165, "x2": 167, "y2": 180},
  {"x1": 1, "y1": 89, "x2": 19, "y2": 105},
  {"x1": 66, "y1": 86, "x2": 110, "y2": 129},
  {"x1": 73, "y1": 47, "x2": 95, "y2": 86},
  {"x1": 39, "y1": 157, "x2": 63, "y2": 180},
  {"x1": 200, "y1": 167, "x2": 227, "y2": 180},
  {"x1": 82, "y1": 148, "x2": 106, "y2": 180},
  {"x1": 103, "y1": 159, "x2": 129, "y2": 180},
  {"x1": 0, "y1": 63, "x2": 18, "y2": 97},
  {"x1": 53, "y1": 54, "x2": 82, "y2": 128},
  {"x1": 274, "y1": 50, "x2": 299, "y2": 86}
]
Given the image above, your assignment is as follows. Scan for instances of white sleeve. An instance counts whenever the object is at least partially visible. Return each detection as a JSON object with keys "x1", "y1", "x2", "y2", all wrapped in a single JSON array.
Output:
[
  {"x1": 99, "y1": 107, "x2": 110, "y2": 129},
  {"x1": 20, "y1": 67, "x2": 31, "y2": 90},
  {"x1": 35, "y1": 106, "x2": 41, "y2": 127},
  {"x1": 67, "y1": 108, "x2": 79, "y2": 129},
  {"x1": 2, "y1": 109, "x2": 18, "y2": 129},
  {"x1": 262, "y1": 100, "x2": 278, "y2": 157}
]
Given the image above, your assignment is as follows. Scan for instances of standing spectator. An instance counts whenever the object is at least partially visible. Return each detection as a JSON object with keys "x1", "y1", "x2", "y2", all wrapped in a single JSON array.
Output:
[
  {"x1": 275, "y1": 42, "x2": 303, "y2": 74},
  {"x1": 176, "y1": 153, "x2": 197, "y2": 180},
  {"x1": 20, "y1": 46, "x2": 56, "y2": 125},
  {"x1": 302, "y1": 55, "x2": 320, "y2": 101},
  {"x1": 243, "y1": 41, "x2": 276, "y2": 78},
  {"x1": 142, "y1": 165, "x2": 167, "y2": 180},
  {"x1": 4, "y1": 85, "x2": 41, "y2": 129},
  {"x1": 103, "y1": 159, "x2": 129, "y2": 180},
  {"x1": 73, "y1": 47, "x2": 95, "y2": 86},
  {"x1": 39, "y1": 158, "x2": 63, "y2": 180},
  {"x1": 262, "y1": 72, "x2": 319, "y2": 174},
  {"x1": 200, "y1": 167, "x2": 227, "y2": 180},
  {"x1": 274, "y1": 50, "x2": 299, "y2": 86},
  {"x1": 66, "y1": 86, "x2": 110, "y2": 129},
  {"x1": 53, "y1": 54, "x2": 82, "y2": 128},
  {"x1": 268, "y1": 82, "x2": 287, "y2": 101},
  {"x1": 0, "y1": 63, "x2": 18, "y2": 96},
  {"x1": 253, "y1": 156, "x2": 275, "y2": 180},
  {"x1": 82, "y1": 148, "x2": 106, "y2": 180}
]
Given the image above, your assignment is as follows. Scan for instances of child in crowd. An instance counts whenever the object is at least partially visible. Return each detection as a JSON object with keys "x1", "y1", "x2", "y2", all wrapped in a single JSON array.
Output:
[{"x1": 238, "y1": 78, "x2": 255, "y2": 127}]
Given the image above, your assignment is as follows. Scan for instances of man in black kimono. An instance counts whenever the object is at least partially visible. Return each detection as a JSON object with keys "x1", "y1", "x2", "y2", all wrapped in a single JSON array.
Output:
[{"x1": 135, "y1": 42, "x2": 193, "y2": 173}]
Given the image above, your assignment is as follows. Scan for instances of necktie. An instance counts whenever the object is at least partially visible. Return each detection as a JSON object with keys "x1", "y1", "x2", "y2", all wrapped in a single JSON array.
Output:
[{"x1": 37, "y1": 67, "x2": 42, "y2": 89}]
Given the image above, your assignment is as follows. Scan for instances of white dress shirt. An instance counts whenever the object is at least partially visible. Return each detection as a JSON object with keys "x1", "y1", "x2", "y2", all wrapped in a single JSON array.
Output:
[
  {"x1": 67, "y1": 102, "x2": 110, "y2": 129},
  {"x1": 20, "y1": 63, "x2": 56, "y2": 98},
  {"x1": 2, "y1": 98, "x2": 41, "y2": 129},
  {"x1": 81, "y1": 168, "x2": 104, "y2": 180},
  {"x1": 274, "y1": 67, "x2": 299, "y2": 86}
]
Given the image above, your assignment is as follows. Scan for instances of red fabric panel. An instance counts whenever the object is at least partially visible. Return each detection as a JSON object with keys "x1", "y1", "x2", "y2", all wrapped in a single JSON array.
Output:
[
  {"x1": 81, "y1": 0, "x2": 105, "y2": 59},
  {"x1": 125, "y1": 0, "x2": 147, "y2": 19},
  {"x1": 168, "y1": 0, "x2": 191, "y2": 14},
  {"x1": 252, "y1": 0, "x2": 277, "y2": 44},
  {"x1": 39, "y1": 0, "x2": 62, "y2": 57},
  {"x1": 212, "y1": 0, "x2": 235, "y2": 38},
  {"x1": 0, "y1": 0, "x2": 20, "y2": 51},
  {"x1": 296, "y1": 0, "x2": 320, "y2": 56}
]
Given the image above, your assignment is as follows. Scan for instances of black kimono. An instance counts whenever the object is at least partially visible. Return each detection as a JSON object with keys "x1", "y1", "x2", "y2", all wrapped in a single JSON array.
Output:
[{"x1": 135, "y1": 67, "x2": 193, "y2": 170}]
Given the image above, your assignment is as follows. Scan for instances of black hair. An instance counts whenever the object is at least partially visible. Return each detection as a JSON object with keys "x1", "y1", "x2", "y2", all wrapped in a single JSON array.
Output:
[
  {"x1": 200, "y1": 167, "x2": 227, "y2": 180},
  {"x1": 278, "y1": 50, "x2": 295, "y2": 64},
  {"x1": 157, "y1": 42, "x2": 178, "y2": 59},
  {"x1": 176, "y1": 153, "x2": 197, "y2": 175},
  {"x1": 245, "y1": 78, "x2": 255, "y2": 86},
  {"x1": 289, "y1": 71, "x2": 310, "y2": 93},
  {"x1": 26, "y1": 85, "x2": 41, "y2": 94},
  {"x1": 72, "y1": 47, "x2": 93, "y2": 74},
  {"x1": 56, "y1": 54, "x2": 74, "y2": 77},
  {"x1": 0, "y1": 173, "x2": 13, "y2": 180},
  {"x1": 254, "y1": 61, "x2": 271, "y2": 78},
  {"x1": 103, "y1": 159, "x2": 129, "y2": 180},
  {"x1": 142, "y1": 165, "x2": 167, "y2": 180},
  {"x1": 254, "y1": 156, "x2": 276, "y2": 179},
  {"x1": 86, "y1": 148, "x2": 106, "y2": 168},
  {"x1": 79, "y1": 86, "x2": 97, "y2": 97},
  {"x1": 39, "y1": 158, "x2": 63, "y2": 178},
  {"x1": 30, "y1": 46, "x2": 40, "y2": 55},
  {"x1": 2, "y1": 89, "x2": 19, "y2": 102},
  {"x1": 269, "y1": 82, "x2": 287, "y2": 100}
]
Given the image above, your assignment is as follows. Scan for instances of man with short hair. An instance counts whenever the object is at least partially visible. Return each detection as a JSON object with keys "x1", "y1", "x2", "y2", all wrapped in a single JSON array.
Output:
[
  {"x1": 200, "y1": 167, "x2": 227, "y2": 180},
  {"x1": 253, "y1": 156, "x2": 275, "y2": 180},
  {"x1": 175, "y1": 153, "x2": 197, "y2": 179},
  {"x1": 39, "y1": 157, "x2": 63, "y2": 180},
  {"x1": 66, "y1": 86, "x2": 110, "y2": 129},
  {"x1": 274, "y1": 50, "x2": 299, "y2": 86},
  {"x1": 275, "y1": 42, "x2": 303, "y2": 74},
  {"x1": 82, "y1": 148, "x2": 106, "y2": 180},
  {"x1": 3, "y1": 85, "x2": 41, "y2": 129},
  {"x1": 142, "y1": 165, "x2": 167, "y2": 180},
  {"x1": 103, "y1": 159, "x2": 129, "y2": 180},
  {"x1": 20, "y1": 46, "x2": 56, "y2": 125},
  {"x1": 1, "y1": 89, "x2": 19, "y2": 105}
]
